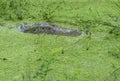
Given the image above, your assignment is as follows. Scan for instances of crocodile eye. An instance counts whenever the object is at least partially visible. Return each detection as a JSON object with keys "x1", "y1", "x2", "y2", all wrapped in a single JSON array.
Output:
[
  {"x1": 41, "y1": 27, "x2": 45, "y2": 31},
  {"x1": 42, "y1": 28, "x2": 44, "y2": 30}
]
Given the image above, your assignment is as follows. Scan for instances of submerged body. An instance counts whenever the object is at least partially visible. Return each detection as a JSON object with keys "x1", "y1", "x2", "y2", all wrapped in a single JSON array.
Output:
[{"x1": 18, "y1": 22, "x2": 84, "y2": 36}]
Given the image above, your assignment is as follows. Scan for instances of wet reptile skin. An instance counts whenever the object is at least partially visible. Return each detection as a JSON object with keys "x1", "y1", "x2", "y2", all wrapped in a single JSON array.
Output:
[{"x1": 18, "y1": 22, "x2": 84, "y2": 36}]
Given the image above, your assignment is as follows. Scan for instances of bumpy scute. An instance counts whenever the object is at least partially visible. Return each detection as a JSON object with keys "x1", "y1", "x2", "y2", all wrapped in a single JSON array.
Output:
[{"x1": 18, "y1": 22, "x2": 85, "y2": 36}]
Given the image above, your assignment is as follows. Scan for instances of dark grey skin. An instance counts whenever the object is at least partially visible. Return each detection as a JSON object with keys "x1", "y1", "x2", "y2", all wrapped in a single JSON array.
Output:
[{"x1": 18, "y1": 22, "x2": 85, "y2": 36}]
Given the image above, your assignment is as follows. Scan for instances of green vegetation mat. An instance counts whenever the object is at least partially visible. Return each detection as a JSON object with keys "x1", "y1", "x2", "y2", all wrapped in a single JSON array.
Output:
[{"x1": 0, "y1": 0, "x2": 120, "y2": 81}]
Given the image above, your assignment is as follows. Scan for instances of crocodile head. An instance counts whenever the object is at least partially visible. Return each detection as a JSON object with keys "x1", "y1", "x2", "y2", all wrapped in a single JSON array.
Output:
[{"x1": 18, "y1": 22, "x2": 56, "y2": 34}]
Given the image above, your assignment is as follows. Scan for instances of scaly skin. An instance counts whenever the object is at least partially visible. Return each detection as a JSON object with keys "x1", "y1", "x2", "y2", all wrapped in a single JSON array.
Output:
[{"x1": 18, "y1": 22, "x2": 84, "y2": 36}]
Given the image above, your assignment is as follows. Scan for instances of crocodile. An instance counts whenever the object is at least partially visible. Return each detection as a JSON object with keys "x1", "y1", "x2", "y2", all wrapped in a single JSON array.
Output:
[{"x1": 18, "y1": 22, "x2": 85, "y2": 36}]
